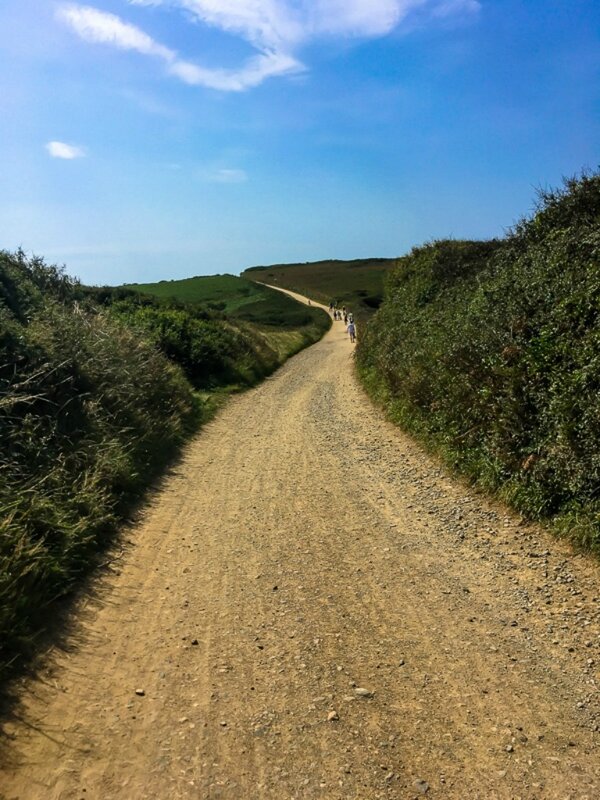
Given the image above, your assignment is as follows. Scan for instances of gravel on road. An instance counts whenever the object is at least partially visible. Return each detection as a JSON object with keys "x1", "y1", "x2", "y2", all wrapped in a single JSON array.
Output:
[{"x1": 1, "y1": 295, "x2": 598, "y2": 799}]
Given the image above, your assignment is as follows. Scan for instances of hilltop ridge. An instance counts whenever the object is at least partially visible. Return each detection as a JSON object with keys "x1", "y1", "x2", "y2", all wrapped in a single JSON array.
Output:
[{"x1": 242, "y1": 257, "x2": 396, "y2": 318}]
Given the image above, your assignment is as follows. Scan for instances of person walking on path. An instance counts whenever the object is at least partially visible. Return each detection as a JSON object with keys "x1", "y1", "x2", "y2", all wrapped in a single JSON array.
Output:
[{"x1": 347, "y1": 320, "x2": 356, "y2": 343}]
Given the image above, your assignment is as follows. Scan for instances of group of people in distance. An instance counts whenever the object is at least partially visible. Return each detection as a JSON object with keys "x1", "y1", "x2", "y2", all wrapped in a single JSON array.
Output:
[{"x1": 328, "y1": 301, "x2": 356, "y2": 343}]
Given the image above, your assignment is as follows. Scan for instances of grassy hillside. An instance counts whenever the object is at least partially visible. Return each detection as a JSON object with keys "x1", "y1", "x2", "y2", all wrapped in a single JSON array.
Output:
[
  {"x1": 126, "y1": 274, "x2": 265, "y2": 312},
  {"x1": 125, "y1": 273, "x2": 321, "y2": 328},
  {"x1": 356, "y1": 173, "x2": 600, "y2": 549},
  {"x1": 242, "y1": 258, "x2": 395, "y2": 319}
]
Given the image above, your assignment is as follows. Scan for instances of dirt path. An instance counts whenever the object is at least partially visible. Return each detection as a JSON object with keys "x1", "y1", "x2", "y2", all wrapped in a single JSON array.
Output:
[{"x1": 1, "y1": 297, "x2": 599, "y2": 800}]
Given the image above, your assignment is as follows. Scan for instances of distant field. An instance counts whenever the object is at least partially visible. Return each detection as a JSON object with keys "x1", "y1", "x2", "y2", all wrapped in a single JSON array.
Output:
[
  {"x1": 242, "y1": 258, "x2": 396, "y2": 318},
  {"x1": 126, "y1": 273, "x2": 322, "y2": 328},
  {"x1": 126, "y1": 274, "x2": 264, "y2": 312}
]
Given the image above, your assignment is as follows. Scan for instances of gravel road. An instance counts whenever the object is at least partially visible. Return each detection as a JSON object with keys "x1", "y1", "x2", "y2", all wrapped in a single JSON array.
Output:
[{"x1": 1, "y1": 294, "x2": 599, "y2": 799}]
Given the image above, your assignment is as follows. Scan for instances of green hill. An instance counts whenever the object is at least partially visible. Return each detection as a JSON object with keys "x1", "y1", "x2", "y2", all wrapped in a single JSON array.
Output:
[
  {"x1": 125, "y1": 273, "x2": 325, "y2": 329},
  {"x1": 242, "y1": 258, "x2": 396, "y2": 318},
  {"x1": 126, "y1": 274, "x2": 266, "y2": 312}
]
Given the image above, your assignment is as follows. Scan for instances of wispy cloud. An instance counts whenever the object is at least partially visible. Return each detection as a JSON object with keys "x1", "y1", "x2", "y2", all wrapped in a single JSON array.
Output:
[
  {"x1": 45, "y1": 140, "x2": 86, "y2": 159},
  {"x1": 168, "y1": 52, "x2": 301, "y2": 92},
  {"x1": 58, "y1": 1, "x2": 480, "y2": 92},
  {"x1": 57, "y1": 3, "x2": 302, "y2": 91},
  {"x1": 208, "y1": 168, "x2": 248, "y2": 184},
  {"x1": 58, "y1": 4, "x2": 175, "y2": 59}
]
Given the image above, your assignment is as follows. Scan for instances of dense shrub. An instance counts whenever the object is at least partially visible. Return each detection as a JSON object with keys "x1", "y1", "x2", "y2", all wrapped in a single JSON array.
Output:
[
  {"x1": 97, "y1": 280, "x2": 330, "y2": 389},
  {"x1": 110, "y1": 302, "x2": 257, "y2": 387},
  {"x1": 0, "y1": 251, "x2": 197, "y2": 679},
  {"x1": 357, "y1": 173, "x2": 600, "y2": 548}
]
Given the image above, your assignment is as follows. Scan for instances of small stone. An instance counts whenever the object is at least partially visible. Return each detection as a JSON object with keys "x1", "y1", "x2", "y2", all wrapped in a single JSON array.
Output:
[
  {"x1": 327, "y1": 710, "x2": 339, "y2": 722},
  {"x1": 506, "y1": 744, "x2": 514, "y2": 753},
  {"x1": 354, "y1": 687, "x2": 374, "y2": 698},
  {"x1": 414, "y1": 779, "x2": 429, "y2": 794},
  {"x1": 135, "y1": 689, "x2": 145, "y2": 696},
  {"x1": 191, "y1": 639, "x2": 199, "y2": 646}
]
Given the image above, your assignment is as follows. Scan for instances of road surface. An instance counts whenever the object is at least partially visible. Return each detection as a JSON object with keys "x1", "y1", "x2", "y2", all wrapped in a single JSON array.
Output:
[{"x1": 1, "y1": 294, "x2": 599, "y2": 799}]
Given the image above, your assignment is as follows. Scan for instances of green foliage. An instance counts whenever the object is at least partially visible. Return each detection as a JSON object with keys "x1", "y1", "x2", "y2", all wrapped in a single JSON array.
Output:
[
  {"x1": 127, "y1": 275, "x2": 332, "y2": 328},
  {"x1": 110, "y1": 302, "x2": 257, "y2": 388},
  {"x1": 357, "y1": 173, "x2": 600, "y2": 549},
  {"x1": 94, "y1": 282, "x2": 329, "y2": 389},
  {"x1": 233, "y1": 289, "x2": 318, "y2": 328},
  {"x1": 0, "y1": 251, "x2": 198, "y2": 682},
  {"x1": 124, "y1": 273, "x2": 318, "y2": 324},
  {"x1": 241, "y1": 258, "x2": 394, "y2": 319},
  {"x1": 114, "y1": 274, "x2": 330, "y2": 379}
]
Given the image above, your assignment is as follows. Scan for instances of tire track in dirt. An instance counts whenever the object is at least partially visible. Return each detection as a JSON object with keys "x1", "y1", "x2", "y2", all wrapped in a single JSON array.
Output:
[{"x1": 1, "y1": 294, "x2": 598, "y2": 799}]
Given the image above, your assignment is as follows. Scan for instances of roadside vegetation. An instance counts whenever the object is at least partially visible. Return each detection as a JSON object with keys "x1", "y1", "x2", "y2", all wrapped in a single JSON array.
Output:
[
  {"x1": 89, "y1": 278, "x2": 328, "y2": 392},
  {"x1": 242, "y1": 258, "x2": 395, "y2": 319},
  {"x1": 357, "y1": 173, "x2": 600, "y2": 550},
  {"x1": 0, "y1": 255, "x2": 329, "y2": 686}
]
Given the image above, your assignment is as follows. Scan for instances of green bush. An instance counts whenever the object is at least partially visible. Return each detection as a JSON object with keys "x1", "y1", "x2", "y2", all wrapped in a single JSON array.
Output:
[
  {"x1": 101, "y1": 284, "x2": 329, "y2": 389},
  {"x1": 0, "y1": 251, "x2": 197, "y2": 680},
  {"x1": 357, "y1": 172, "x2": 600, "y2": 548}
]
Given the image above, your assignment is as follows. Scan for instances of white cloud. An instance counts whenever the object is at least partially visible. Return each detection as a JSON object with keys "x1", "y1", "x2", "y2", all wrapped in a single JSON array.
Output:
[
  {"x1": 134, "y1": 0, "x2": 475, "y2": 43},
  {"x1": 169, "y1": 51, "x2": 301, "y2": 91},
  {"x1": 430, "y1": 0, "x2": 481, "y2": 18},
  {"x1": 59, "y1": 1, "x2": 480, "y2": 92},
  {"x1": 309, "y1": 0, "x2": 419, "y2": 38},
  {"x1": 57, "y1": 4, "x2": 175, "y2": 60},
  {"x1": 162, "y1": 0, "x2": 305, "y2": 51},
  {"x1": 58, "y1": 3, "x2": 302, "y2": 91},
  {"x1": 208, "y1": 168, "x2": 248, "y2": 184},
  {"x1": 45, "y1": 141, "x2": 86, "y2": 159}
]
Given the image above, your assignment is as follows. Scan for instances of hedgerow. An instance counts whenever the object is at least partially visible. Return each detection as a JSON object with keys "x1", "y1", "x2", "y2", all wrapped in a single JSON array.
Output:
[
  {"x1": 357, "y1": 172, "x2": 600, "y2": 549},
  {"x1": 0, "y1": 251, "x2": 199, "y2": 680}
]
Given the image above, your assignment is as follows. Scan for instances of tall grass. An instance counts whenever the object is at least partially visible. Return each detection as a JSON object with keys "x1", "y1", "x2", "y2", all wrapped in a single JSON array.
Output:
[{"x1": 0, "y1": 252, "x2": 198, "y2": 682}]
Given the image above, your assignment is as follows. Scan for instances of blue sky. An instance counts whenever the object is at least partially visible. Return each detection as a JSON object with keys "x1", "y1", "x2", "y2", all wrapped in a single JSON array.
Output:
[{"x1": 0, "y1": 1, "x2": 598, "y2": 285}]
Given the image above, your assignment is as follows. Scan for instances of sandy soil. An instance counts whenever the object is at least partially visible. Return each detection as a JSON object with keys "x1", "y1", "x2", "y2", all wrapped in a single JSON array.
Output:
[{"x1": 1, "y1": 294, "x2": 599, "y2": 800}]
